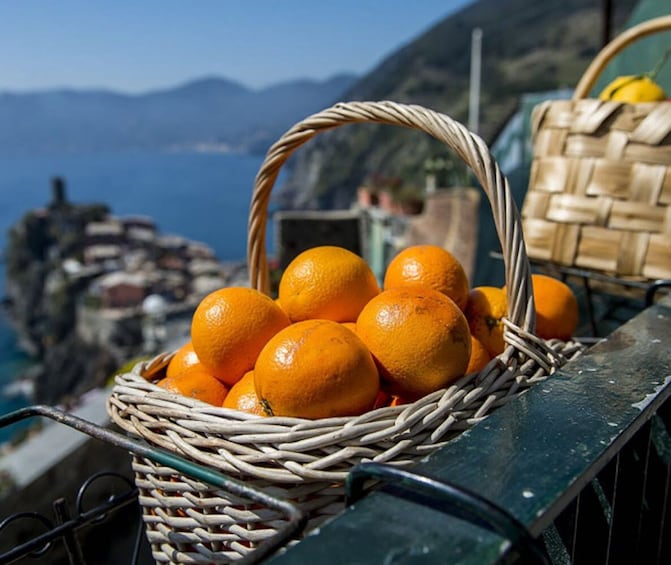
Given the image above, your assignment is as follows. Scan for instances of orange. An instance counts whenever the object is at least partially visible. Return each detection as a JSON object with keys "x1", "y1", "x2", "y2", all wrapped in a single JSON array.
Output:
[
  {"x1": 356, "y1": 287, "x2": 471, "y2": 400},
  {"x1": 383, "y1": 244, "x2": 469, "y2": 311},
  {"x1": 157, "y1": 365, "x2": 229, "y2": 406},
  {"x1": 464, "y1": 286, "x2": 507, "y2": 357},
  {"x1": 466, "y1": 335, "x2": 492, "y2": 374},
  {"x1": 166, "y1": 341, "x2": 200, "y2": 380},
  {"x1": 223, "y1": 370, "x2": 265, "y2": 416},
  {"x1": 254, "y1": 319, "x2": 380, "y2": 418},
  {"x1": 191, "y1": 287, "x2": 291, "y2": 386},
  {"x1": 373, "y1": 390, "x2": 391, "y2": 409},
  {"x1": 277, "y1": 246, "x2": 380, "y2": 323},
  {"x1": 530, "y1": 274, "x2": 579, "y2": 340},
  {"x1": 389, "y1": 396, "x2": 412, "y2": 407},
  {"x1": 341, "y1": 322, "x2": 357, "y2": 333}
]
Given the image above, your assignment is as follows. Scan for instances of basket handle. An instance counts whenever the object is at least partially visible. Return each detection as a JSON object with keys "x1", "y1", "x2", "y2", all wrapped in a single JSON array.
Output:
[
  {"x1": 247, "y1": 100, "x2": 535, "y2": 333},
  {"x1": 573, "y1": 15, "x2": 671, "y2": 100}
]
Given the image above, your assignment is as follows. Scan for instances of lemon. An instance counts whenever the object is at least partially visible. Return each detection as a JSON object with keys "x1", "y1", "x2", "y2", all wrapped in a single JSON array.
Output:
[{"x1": 599, "y1": 75, "x2": 667, "y2": 102}]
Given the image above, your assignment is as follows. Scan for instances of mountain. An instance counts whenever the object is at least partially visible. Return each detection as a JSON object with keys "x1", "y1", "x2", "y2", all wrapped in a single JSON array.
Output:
[
  {"x1": 0, "y1": 74, "x2": 357, "y2": 155},
  {"x1": 277, "y1": 0, "x2": 639, "y2": 209}
]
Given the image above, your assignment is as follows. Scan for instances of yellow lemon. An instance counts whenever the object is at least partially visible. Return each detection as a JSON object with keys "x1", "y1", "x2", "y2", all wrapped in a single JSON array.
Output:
[{"x1": 598, "y1": 75, "x2": 666, "y2": 102}]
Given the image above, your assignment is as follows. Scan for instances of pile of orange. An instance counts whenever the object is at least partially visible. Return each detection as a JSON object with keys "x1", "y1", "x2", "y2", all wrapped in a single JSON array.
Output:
[{"x1": 155, "y1": 244, "x2": 579, "y2": 418}]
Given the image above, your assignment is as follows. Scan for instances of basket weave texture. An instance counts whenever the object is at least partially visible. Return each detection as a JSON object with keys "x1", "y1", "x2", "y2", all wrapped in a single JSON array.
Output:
[
  {"x1": 522, "y1": 16, "x2": 671, "y2": 282},
  {"x1": 108, "y1": 100, "x2": 584, "y2": 563}
]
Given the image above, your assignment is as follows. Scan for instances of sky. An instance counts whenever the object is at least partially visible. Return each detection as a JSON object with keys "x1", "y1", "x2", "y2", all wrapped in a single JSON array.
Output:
[{"x1": 0, "y1": 0, "x2": 474, "y2": 94}]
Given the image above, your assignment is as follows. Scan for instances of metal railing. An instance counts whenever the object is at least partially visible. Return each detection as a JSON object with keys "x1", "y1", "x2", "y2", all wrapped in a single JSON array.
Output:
[
  {"x1": 0, "y1": 470, "x2": 144, "y2": 564},
  {"x1": 0, "y1": 406, "x2": 306, "y2": 565},
  {"x1": 543, "y1": 398, "x2": 671, "y2": 563}
]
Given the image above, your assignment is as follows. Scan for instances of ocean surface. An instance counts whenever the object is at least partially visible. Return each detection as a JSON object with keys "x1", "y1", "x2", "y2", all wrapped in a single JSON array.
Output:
[{"x1": 0, "y1": 150, "x2": 284, "y2": 443}]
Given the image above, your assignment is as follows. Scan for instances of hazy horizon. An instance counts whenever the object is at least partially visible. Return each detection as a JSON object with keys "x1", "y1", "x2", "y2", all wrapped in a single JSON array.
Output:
[
  {"x1": 0, "y1": 0, "x2": 473, "y2": 94},
  {"x1": 0, "y1": 70, "x2": 359, "y2": 96}
]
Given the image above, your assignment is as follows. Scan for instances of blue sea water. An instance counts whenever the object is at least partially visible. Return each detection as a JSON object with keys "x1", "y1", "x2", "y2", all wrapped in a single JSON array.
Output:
[{"x1": 0, "y1": 150, "x2": 284, "y2": 443}]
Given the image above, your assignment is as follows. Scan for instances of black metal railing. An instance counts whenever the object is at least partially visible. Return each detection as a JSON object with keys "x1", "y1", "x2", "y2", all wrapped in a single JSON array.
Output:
[
  {"x1": 544, "y1": 397, "x2": 671, "y2": 564},
  {"x1": 0, "y1": 470, "x2": 147, "y2": 565},
  {"x1": 0, "y1": 406, "x2": 306, "y2": 565}
]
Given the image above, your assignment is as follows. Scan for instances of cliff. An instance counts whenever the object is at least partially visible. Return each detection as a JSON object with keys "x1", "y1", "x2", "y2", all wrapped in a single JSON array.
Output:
[
  {"x1": 2, "y1": 178, "x2": 231, "y2": 405},
  {"x1": 3, "y1": 180, "x2": 118, "y2": 403},
  {"x1": 276, "y1": 0, "x2": 638, "y2": 210}
]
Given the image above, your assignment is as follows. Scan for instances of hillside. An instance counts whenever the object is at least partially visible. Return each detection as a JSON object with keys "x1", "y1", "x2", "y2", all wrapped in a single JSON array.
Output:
[
  {"x1": 0, "y1": 74, "x2": 356, "y2": 155},
  {"x1": 277, "y1": 0, "x2": 638, "y2": 209}
]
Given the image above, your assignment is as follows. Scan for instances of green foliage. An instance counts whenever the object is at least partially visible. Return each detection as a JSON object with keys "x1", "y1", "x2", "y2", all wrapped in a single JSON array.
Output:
[
  {"x1": 77, "y1": 204, "x2": 110, "y2": 224},
  {"x1": 425, "y1": 154, "x2": 473, "y2": 187},
  {"x1": 108, "y1": 355, "x2": 153, "y2": 386},
  {"x1": 83, "y1": 294, "x2": 102, "y2": 309}
]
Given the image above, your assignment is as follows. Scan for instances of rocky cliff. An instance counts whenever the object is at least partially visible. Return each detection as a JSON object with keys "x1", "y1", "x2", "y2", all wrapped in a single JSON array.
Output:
[
  {"x1": 3, "y1": 179, "x2": 119, "y2": 403},
  {"x1": 3, "y1": 177, "x2": 238, "y2": 405},
  {"x1": 276, "y1": 0, "x2": 638, "y2": 210}
]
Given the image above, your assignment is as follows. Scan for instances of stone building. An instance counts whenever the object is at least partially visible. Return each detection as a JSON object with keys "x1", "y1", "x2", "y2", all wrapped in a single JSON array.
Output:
[{"x1": 95, "y1": 272, "x2": 148, "y2": 309}]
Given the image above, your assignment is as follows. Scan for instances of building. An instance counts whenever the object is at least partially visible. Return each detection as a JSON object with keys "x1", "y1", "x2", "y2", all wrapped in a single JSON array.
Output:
[{"x1": 95, "y1": 272, "x2": 148, "y2": 309}]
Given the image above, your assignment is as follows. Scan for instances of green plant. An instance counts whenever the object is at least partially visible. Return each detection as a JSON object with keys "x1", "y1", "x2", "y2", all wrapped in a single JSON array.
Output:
[
  {"x1": 424, "y1": 154, "x2": 472, "y2": 187},
  {"x1": 0, "y1": 470, "x2": 17, "y2": 497},
  {"x1": 106, "y1": 355, "x2": 153, "y2": 386}
]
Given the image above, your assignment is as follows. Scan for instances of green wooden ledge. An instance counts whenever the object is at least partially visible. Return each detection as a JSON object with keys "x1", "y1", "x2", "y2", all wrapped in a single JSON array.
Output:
[{"x1": 268, "y1": 295, "x2": 671, "y2": 564}]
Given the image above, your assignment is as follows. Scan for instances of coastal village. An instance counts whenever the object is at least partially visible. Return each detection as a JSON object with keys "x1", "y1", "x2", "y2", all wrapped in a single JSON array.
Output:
[
  {"x1": 71, "y1": 209, "x2": 240, "y2": 354},
  {"x1": 2, "y1": 178, "x2": 250, "y2": 393}
]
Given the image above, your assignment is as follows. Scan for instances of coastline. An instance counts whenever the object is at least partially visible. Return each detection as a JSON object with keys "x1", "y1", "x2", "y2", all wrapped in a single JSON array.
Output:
[{"x1": 0, "y1": 309, "x2": 35, "y2": 445}]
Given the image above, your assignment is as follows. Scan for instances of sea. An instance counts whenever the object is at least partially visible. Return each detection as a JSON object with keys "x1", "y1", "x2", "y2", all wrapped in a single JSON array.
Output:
[{"x1": 0, "y1": 150, "x2": 284, "y2": 443}]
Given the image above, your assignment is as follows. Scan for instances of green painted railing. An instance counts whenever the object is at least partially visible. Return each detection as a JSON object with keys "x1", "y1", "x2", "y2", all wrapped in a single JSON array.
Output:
[{"x1": 267, "y1": 294, "x2": 671, "y2": 564}]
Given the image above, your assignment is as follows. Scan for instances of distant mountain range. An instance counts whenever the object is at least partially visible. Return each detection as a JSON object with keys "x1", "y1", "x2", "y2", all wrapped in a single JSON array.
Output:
[{"x1": 0, "y1": 74, "x2": 357, "y2": 155}]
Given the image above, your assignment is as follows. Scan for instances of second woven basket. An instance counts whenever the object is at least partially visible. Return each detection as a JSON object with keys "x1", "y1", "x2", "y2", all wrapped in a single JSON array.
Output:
[
  {"x1": 522, "y1": 15, "x2": 671, "y2": 287},
  {"x1": 108, "y1": 100, "x2": 583, "y2": 563}
]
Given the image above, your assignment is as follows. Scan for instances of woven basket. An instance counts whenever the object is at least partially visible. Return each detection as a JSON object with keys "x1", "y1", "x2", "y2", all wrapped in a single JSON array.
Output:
[
  {"x1": 108, "y1": 101, "x2": 584, "y2": 563},
  {"x1": 522, "y1": 15, "x2": 671, "y2": 287}
]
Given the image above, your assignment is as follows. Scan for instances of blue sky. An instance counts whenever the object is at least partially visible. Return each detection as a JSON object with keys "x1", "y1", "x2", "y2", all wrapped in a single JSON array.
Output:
[{"x1": 0, "y1": 0, "x2": 473, "y2": 93}]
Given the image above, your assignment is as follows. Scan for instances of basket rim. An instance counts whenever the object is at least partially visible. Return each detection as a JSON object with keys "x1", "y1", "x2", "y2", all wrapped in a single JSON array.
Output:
[
  {"x1": 108, "y1": 327, "x2": 583, "y2": 483},
  {"x1": 110, "y1": 317, "x2": 579, "y2": 428}
]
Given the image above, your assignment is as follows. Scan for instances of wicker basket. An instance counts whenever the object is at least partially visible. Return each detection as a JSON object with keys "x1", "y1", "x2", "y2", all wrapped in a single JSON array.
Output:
[
  {"x1": 108, "y1": 101, "x2": 584, "y2": 563},
  {"x1": 522, "y1": 15, "x2": 671, "y2": 287}
]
